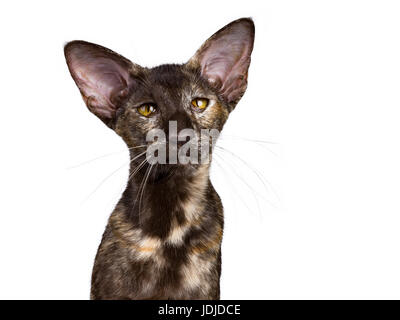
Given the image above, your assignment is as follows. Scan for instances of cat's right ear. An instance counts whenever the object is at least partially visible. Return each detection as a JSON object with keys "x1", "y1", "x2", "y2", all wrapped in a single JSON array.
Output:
[{"x1": 64, "y1": 41, "x2": 137, "y2": 127}]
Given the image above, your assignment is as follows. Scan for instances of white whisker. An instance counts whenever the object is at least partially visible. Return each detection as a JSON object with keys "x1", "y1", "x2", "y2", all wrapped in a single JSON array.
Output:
[
  {"x1": 67, "y1": 145, "x2": 147, "y2": 170},
  {"x1": 81, "y1": 150, "x2": 148, "y2": 204}
]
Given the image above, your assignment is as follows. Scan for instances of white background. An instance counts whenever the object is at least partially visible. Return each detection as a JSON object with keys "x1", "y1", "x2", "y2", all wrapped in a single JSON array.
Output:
[{"x1": 0, "y1": 0, "x2": 399, "y2": 299}]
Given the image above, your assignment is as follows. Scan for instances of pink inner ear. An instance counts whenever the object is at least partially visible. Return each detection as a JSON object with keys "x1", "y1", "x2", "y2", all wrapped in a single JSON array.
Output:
[
  {"x1": 65, "y1": 42, "x2": 132, "y2": 120},
  {"x1": 74, "y1": 58, "x2": 130, "y2": 118},
  {"x1": 195, "y1": 19, "x2": 254, "y2": 103}
]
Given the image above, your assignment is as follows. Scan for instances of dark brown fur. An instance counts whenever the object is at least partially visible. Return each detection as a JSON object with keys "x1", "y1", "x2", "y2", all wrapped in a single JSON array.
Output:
[
  {"x1": 64, "y1": 18, "x2": 254, "y2": 300},
  {"x1": 90, "y1": 63, "x2": 227, "y2": 299},
  {"x1": 91, "y1": 171, "x2": 224, "y2": 299}
]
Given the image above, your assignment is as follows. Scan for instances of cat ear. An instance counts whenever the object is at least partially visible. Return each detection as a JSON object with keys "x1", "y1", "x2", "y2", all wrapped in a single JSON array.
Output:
[
  {"x1": 64, "y1": 41, "x2": 136, "y2": 127},
  {"x1": 188, "y1": 18, "x2": 255, "y2": 105}
]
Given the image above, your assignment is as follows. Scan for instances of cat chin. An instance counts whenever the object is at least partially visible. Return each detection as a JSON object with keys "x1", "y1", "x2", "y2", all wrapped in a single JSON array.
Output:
[{"x1": 147, "y1": 162, "x2": 202, "y2": 183}]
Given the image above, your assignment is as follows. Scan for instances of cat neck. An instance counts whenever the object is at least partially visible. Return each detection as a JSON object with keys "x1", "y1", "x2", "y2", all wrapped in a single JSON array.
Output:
[{"x1": 119, "y1": 163, "x2": 210, "y2": 239}]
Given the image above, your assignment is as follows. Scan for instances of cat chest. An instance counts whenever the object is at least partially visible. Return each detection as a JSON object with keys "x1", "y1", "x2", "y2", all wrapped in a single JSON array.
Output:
[
  {"x1": 107, "y1": 204, "x2": 222, "y2": 298},
  {"x1": 127, "y1": 231, "x2": 221, "y2": 296}
]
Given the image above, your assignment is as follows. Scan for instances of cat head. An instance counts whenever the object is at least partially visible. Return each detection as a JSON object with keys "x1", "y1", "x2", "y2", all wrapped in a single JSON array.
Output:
[{"x1": 65, "y1": 18, "x2": 254, "y2": 171}]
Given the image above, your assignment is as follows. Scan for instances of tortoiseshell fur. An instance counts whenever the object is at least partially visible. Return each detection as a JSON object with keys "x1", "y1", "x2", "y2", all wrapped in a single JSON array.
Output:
[
  {"x1": 65, "y1": 18, "x2": 254, "y2": 300},
  {"x1": 91, "y1": 64, "x2": 228, "y2": 299}
]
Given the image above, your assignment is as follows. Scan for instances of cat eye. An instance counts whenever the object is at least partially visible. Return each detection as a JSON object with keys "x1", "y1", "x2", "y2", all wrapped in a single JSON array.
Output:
[
  {"x1": 137, "y1": 104, "x2": 157, "y2": 117},
  {"x1": 191, "y1": 98, "x2": 209, "y2": 110}
]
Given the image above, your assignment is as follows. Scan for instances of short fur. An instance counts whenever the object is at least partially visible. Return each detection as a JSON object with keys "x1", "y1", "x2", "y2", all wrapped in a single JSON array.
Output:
[{"x1": 64, "y1": 18, "x2": 255, "y2": 300}]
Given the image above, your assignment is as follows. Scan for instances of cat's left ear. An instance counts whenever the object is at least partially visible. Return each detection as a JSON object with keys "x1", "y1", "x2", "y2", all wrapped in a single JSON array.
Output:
[{"x1": 188, "y1": 18, "x2": 255, "y2": 106}]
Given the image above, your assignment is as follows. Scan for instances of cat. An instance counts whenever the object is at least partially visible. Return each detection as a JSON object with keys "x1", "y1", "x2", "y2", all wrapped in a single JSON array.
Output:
[{"x1": 64, "y1": 17, "x2": 255, "y2": 300}]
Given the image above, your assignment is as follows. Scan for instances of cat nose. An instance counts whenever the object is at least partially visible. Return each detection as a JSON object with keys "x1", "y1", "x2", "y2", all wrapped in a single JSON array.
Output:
[
  {"x1": 166, "y1": 111, "x2": 194, "y2": 148},
  {"x1": 167, "y1": 111, "x2": 193, "y2": 135}
]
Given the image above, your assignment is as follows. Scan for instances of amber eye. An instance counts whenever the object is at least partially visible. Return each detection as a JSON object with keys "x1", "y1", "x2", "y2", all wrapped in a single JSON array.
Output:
[
  {"x1": 137, "y1": 104, "x2": 157, "y2": 117},
  {"x1": 191, "y1": 98, "x2": 209, "y2": 110}
]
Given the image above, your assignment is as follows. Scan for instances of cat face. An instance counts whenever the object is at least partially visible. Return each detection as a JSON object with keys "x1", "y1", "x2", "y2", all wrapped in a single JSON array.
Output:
[
  {"x1": 112, "y1": 64, "x2": 230, "y2": 164},
  {"x1": 65, "y1": 18, "x2": 254, "y2": 169}
]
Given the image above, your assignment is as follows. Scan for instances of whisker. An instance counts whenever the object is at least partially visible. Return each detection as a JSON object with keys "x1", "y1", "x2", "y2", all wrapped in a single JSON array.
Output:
[
  {"x1": 212, "y1": 154, "x2": 254, "y2": 215},
  {"x1": 138, "y1": 163, "x2": 154, "y2": 222},
  {"x1": 128, "y1": 158, "x2": 148, "y2": 182},
  {"x1": 214, "y1": 145, "x2": 280, "y2": 208},
  {"x1": 128, "y1": 145, "x2": 148, "y2": 150},
  {"x1": 67, "y1": 145, "x2": 147, "y2": 170},
  {"x1": 131, "y1": 162, "x2": 152, "y2": 226},
  {"x1": 220, "y1": 134, "x2": 277, "y2": 145},
  {"x1": 213, "y1": 151, "x2": 264, "y2": 218},
  {"x1": 218, "y1": 135, "x2": 278, "y2": 157},
  {"x1": 81, "y1": 150, "x2": 148, "y2": 204}
]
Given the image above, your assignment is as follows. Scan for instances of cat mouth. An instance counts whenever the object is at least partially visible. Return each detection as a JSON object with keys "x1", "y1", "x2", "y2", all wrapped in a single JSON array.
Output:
[
  {"x1": 141, "y1": 162, "x2": 200, "y2": 183},
  {"x1": 129, "y1": 142, "x2": 211, "y2": 183}
]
